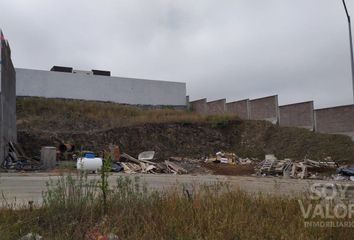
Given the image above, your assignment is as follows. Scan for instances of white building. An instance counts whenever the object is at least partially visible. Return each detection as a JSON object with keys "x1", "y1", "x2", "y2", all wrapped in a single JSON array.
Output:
[{"x1": 16, "y1": 66, "x2": 187, "y2": 107}]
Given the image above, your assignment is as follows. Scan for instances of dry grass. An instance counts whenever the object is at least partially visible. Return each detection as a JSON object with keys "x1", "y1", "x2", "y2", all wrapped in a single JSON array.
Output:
[
  {"x1": 17, "y1": 97, "x2": 236, "y2": 132},
  {"x1": 16, "y1": 97, "x2": 354, "y2": 163},
  {"x1": 0, "y1": 175, "x2": 353, "y2": 240}
]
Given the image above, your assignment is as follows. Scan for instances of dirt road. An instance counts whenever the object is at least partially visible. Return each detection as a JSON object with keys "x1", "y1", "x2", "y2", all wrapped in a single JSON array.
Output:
[{"x1": 1, "y1": 173, "x2": 354, "y2": 206}]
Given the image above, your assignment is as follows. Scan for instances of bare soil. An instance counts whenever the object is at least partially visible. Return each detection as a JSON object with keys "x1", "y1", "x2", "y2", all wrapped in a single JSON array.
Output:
[{"x1": 202, "y1": 163, "x2": 255, "y2": 176}]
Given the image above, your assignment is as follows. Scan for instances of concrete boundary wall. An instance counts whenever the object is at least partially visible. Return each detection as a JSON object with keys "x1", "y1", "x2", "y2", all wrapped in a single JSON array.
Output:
[
  {"x1": 206, "y1": 99, "x2": 226, "y2": 115},
  {"x1": 226, "y1": 99, "x2": 250, "y2": 119},
  {"x1": 188, "y1": 96, "x2": 354, "y2": 140},
  {"x1": 279, "y1": 101, "x2": 314, "y2": 130},
  {"x1": 0, "y1": 30, "x2": 17, "y2": 164},
  {"x1": 189, "y1": 98, "x2": 207, "y2": 115},
  {"x1": 249, "y1": 95, "x2": 279, "y2": 123},
  {"x1": 314, "y1": 105, "x2": 354, "y2": 140}
]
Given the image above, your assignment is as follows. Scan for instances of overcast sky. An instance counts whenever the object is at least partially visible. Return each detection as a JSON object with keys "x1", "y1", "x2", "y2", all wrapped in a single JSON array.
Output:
[{"x1": 1, "y1": 0, "x2": 354, "y2": 108}]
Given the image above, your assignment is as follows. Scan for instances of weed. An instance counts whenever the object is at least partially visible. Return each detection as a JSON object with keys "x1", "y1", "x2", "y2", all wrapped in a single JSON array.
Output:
[
  {"x1": 206, "y1": 115, "x2": 235, "y2": 129},
  {"x1": 0, "y1": 175, "x2": 353, "y2": 239},
  {"x1": 100, "y1": 152, "x2": 111, "y2": 215}
]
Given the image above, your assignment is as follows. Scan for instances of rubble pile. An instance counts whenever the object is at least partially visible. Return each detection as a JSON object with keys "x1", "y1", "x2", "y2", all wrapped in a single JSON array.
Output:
[
  {"x1": 255, "y1": 154, "x2": 346, "y2": 180},
  {"x1": 116, "y1": 153, "x2": 188, "y2": 174},
  {"x1": 1, "y1": 141, "x2": 41, "y2": 171},
  {"x1": 204, "y1": 151, "x2": 254, "y2": 165},
  {"x1": 3, "y1": 141, "x2": 354, "y2": 181},
  {"x1": 76, "y1": 150, "x2": 190, "y2": 175},
  {"x1": 335, "y1": 165, "x2": 354, "y2": 181}
]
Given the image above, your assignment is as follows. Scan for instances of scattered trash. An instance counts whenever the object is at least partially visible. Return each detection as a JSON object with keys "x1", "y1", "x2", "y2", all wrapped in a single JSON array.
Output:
[
  {"x1": 257, "y1": 156, "x2": 292, "y2": 176},
  {"x1": 138, "y1": 151, "x2": 155, "y2": 161},
  {"x1": 5, "y1": 142, "x2": 352, "y2": 181},
  {"x1": 19, "y1": 233, "x2": 43, "y2": 240},
  {"x1": 304, "y1": 158, "x2": 337, "y2": 168},
  {"x1": 117, "y1": 152, "x2": 189, "y2": 174},
  {"x1": 337, "y1": 166, "x2": 354, "y2": 176},
  {"x1": 86, "y1": 228, "x2": 120, "y2": 240},
  {"x1": 58, "y1": 143, "x2": 76, "y2": 161},
  {"x1": 144, "y1": 164, "x2": 157, "y2": 173},
  {"x1": 109, "y1": 144, "x2": 121, "y2": 161},
  {"x1": 256, "y1": 154, "x2": 341, "y2": 180},
  {"x1": 205, "y1": 151, "x2": 238, "y2": 164},
  {"x1": 165, "y1": 160, "x2": 188, "y2": 174},
  {"x1": 1, "y1": 141, "x2": 42, "y2": 171},
  {"x1": 238, "y1": 158, "x2": 252, "y2": 165},
  {"x1": 332, "y1": 174, "x2": 349, "y2": 181},
  {"x1": 111, "y1": 162, "x2": 124, "y2": 172},
  {"x1": 291, "y1": 162, "x2": 308, "y2": 179},
  {"x1": 121, "y1": 162, "x2": 141, "y2": 174},
  {"x1": 58, "y1": 143, "x2": 75, "y2": 153},
  {"x1": 107, "y1": 233, "x2": 120, "y2": 240}
]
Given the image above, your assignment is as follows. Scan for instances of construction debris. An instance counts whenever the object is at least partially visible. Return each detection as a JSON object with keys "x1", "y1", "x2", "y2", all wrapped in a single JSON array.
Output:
[
  {"x1": 256, "y1": 154, "x2": 341, "y2": 180},
  {"x1": 58, "y1": 143, "x2": 76, "y2": 161},
  {"x1": 291, "y1": 163, "x2": 308, "y2": 179},
  {"x1": 332, "y1": 174, "x2": 349, "y2": 181},
  {"x1": 5, "y1": 142, "x2": 352, "y2": 181},
  {"x1": 304, "y1": 158, "x2": 337, "y2": 168},
  {"x1": 138, "y1": 151, "x2": 155, "y2": 161},
  {"x1": 256, "y1": 155, "x2": 292, "y2": 176},
  {"x1": 115, "y1": 152, "x2": 188, "y2": 174},
  {"x1": 1, "y1": 142, "x2": 42, "y2": 171},
  {"x1": 165, "y1": 160, "x2": 188, "y2": 174},
  {"x1": 205, "y1": 151, "x2": 238, "y2": 164},
  {"x1": 337, "y1": 166, "x2": 354, "y2": 176},
  {"x1": 121, "y1": 162, "x2": 142, "y2": 174},
  {"x1": 121, "y1": 153, "x2": 156, "y2": 165},
  {"x1": 109, "y1": 144, "x2": 121, "y2": 161},
  {"x1": 238, "y1": 158, "x2": 252, "y2": 165},
  {"x1": 111, "y1": 162, "x2": 124, "y2": 172}
]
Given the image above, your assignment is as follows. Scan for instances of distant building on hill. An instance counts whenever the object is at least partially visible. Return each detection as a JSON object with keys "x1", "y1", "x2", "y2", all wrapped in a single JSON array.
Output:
[{"x1": 16, "y1": 66, "x2": 187, "y2": 107}]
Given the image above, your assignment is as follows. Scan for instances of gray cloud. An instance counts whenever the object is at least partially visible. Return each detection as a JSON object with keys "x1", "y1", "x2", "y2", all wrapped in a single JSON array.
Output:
[{"x1": 1, "y1": 0, "x2": 353, "y2": 108}]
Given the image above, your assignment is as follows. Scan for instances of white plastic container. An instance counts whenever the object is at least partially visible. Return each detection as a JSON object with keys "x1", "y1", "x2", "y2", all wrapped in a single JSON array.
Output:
[
  {"x1": 265, "y1": 154, "x2": 277, "y2": 161},
  {"x1": 76, "y1": 157, "x2": 103, "y2": 172}
]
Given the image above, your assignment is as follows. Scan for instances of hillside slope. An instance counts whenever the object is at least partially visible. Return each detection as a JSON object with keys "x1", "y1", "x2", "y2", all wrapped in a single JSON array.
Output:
[{"x1": 17, "y1": 97, "x2": 354, "y2": 162}]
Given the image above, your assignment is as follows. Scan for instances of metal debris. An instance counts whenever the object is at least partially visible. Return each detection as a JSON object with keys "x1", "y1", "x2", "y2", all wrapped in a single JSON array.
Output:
[{"x1": 1, "y1": 142, "x2": 42, "y2": 171}]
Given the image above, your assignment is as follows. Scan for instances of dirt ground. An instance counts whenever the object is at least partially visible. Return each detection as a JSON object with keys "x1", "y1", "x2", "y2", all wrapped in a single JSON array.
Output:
[{"x1": 202, "y1": 163, "x2": 255, "y2": 176}]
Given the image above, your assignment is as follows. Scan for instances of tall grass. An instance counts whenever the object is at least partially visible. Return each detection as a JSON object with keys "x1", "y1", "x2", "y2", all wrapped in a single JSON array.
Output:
[
  {"x1": 0, "y1": 174, "x2": 353, "y2": 239},
  {"x1": 17, "y1": 97, "x2": 239, "y2": 132}
]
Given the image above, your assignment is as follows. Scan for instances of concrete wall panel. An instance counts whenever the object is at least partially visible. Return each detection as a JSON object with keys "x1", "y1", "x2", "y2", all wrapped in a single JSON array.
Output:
[
  {"x1": 279, "y1": 101, "x2": 314, "y2": 130},
  {"x1": 226, "y1": 99, "x2": 249, "y2": 119},
  {"x1": 249, "y1": 95, "x2": 279, "y2": 123},
  {"x1": 0, "y1": 30, "x2": 17, "y2": 164},
  {"x1": 16, "y1": 68, "x2": 187, "y2": 106},
  {"x1": 315, "y1": 105, "x2": 354, "y2": 140},
  {"x1": 189, "y1": 98, "x2": 207, "y2": 115},
  {"x1": 206, "y1": 99, "x2": 226, "y2": 115}
]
